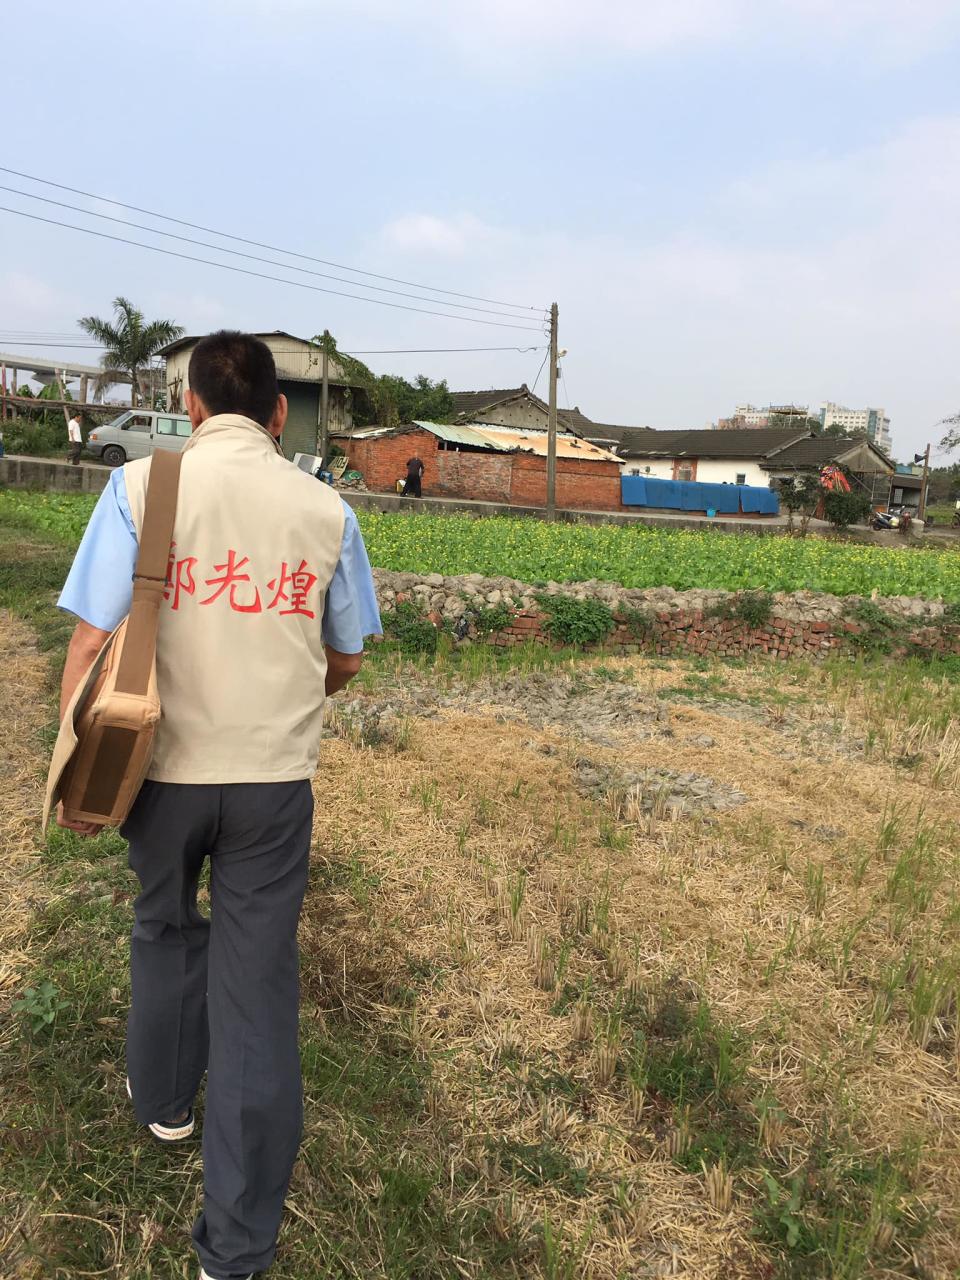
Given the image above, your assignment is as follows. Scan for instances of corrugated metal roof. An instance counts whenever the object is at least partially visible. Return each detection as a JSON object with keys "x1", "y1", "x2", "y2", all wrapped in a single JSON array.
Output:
[
  {"x1": 463, "y1": 423, "x2": 620, "y2": 462},
  {"x1": 413, "y1": 420, "x2": 495, "y2": 448}
]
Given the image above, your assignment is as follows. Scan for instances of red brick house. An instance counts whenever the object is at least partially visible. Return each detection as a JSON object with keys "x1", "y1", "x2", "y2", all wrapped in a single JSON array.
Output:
[{"x1": 332, "y1": 420, "x2": 623, "y2": 511}]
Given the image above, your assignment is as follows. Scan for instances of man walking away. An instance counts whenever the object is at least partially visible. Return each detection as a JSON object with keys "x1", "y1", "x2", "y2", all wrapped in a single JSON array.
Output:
[
  {"x1": 67, "y1": 411, "x2": 83, "y2": 464},
  {"x1": 55, "y1": 332, "x2": 382, "y2": 1279},
  {"x1": 402, "y1": 454, "x2": 424, "y2": 497}
]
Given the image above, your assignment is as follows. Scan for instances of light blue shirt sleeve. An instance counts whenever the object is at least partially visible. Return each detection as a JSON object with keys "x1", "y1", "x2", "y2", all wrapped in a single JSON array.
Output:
[
  {"x1": 322, "y1": 503, "x2": 383, "y2": 654},
  {"x1": 58, "y1": 468, "x2": 138, "y2": 631}
]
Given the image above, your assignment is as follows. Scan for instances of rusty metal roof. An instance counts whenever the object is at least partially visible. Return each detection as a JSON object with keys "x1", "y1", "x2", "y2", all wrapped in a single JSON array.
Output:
[{"x1": 461, "y1": 422, "x2": 620, "y2": 462}]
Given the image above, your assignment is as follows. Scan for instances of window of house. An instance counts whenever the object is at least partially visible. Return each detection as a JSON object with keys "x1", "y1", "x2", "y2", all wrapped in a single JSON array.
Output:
[
  {"x1": 677, "y1": 465, "x2": 693, "y2": 482},
  {"x1": 735, "y1": 472, "x2": 746, "y2": 485}
]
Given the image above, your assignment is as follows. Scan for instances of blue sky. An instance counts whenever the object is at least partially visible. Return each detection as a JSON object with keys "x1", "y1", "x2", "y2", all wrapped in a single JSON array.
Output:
[{"x1": 3, "y1": 0, "x2": 959, "y2": 457}]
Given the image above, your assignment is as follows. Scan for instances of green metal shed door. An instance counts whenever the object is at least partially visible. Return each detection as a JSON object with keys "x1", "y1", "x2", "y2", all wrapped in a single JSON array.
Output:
[{"x1": 279, "y1": 382, "x2": 319, "y2": 461}]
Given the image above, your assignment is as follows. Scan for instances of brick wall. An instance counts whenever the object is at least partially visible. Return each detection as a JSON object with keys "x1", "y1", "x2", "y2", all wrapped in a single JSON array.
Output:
[
  {"x1": 338, "y1": 429, "x2": 436, "y2": 494},
  {"x1": 509, "y1": 453, "x2": 622, "y2": 511},
  {"x1": 336, "y1": 431, "x2": 622, "y2": 510},
  {"x1": 434, "y1": 449, "x2": 513, "y2": 502},
  {"x1": 485, "y1": 608, "x2": 960, "y2": 661}
]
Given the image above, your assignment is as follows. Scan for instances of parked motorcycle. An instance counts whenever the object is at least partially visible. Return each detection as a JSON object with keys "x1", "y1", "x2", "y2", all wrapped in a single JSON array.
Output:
[
  {"x1": 872, "y1": 507, "x2": 916, "y2": 534},
  {"x1": 871, "y1": 510, "x2": 901, "y2": 531}
]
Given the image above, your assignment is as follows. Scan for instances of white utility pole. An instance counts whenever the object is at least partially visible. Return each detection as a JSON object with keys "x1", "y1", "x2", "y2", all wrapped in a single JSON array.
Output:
[{"x1": 545, "y1": 302, "x2": 559, "y2": 520}]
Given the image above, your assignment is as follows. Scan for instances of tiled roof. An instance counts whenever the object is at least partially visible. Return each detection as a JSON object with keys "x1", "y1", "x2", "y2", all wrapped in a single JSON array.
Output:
[
  {"x1": 765, "y1": 435, "x2": 893, "y2": 469},
  {"x1": 618, "y1": 427, "x2": 808, "y2": 459},
  {"x1": 451, "y1": 386, "x2": 647, "y2": 445},
  {"x1": 450, "y1": 387, "x2": 530, "y2": 418}
]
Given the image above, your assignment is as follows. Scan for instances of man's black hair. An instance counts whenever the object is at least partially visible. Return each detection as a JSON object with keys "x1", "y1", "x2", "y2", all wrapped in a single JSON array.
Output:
[{"x1": 188, "y1": 331, "x2": 280, "y2": 429}]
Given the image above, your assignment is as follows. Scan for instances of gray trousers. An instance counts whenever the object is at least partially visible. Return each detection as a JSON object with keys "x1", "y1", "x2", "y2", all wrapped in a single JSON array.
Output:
[{"x1": 122, "y1": 779, "x2": 314, "y2": 1279}]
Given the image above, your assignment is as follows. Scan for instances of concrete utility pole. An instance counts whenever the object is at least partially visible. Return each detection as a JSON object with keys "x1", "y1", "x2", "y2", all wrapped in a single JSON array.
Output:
[
  {"x1": 545, "y1": 302, "x2": 559, "y2": 520},
  {"x1": 918, "y1": 442, "x2": 931, "y2": 522},
  {"x1": 318, "y1": 329, "x2": 331, "y2": 466}
]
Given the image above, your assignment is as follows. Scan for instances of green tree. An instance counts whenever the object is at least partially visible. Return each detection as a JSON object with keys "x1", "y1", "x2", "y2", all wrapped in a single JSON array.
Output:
[
  {"x1": 768, "y1": 413, "x2": 824, "y2": 435},
  {"x1": 926, "y1": 463, "x2": 960, "y2": 503},
  {"x1": 821, "y1": 421, "x2": 866, "y2": 439},
  {"x1": 312, "y1": 332, "x2": 453, "y2": 429},
  {"x1": 822, "y1": 487, "x2": 872, "y2": 532},
  {"x1": 777, "y1": 473, "x2": 823, "y2": 536},
  {"x1": 939, "y1": 412, "x2": 960, "y2": 455},
  {"x1": 78, "y1": 297, "x2": 184, "y2": 407}
]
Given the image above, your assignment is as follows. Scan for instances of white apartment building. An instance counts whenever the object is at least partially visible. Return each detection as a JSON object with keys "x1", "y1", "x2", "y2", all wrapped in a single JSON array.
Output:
[
  {"x1": 733, "y1": 402, "x2": 809, "y2": 426},
  {"x1": 819, "y1": 402, "x2": 892, "y2": 454}
]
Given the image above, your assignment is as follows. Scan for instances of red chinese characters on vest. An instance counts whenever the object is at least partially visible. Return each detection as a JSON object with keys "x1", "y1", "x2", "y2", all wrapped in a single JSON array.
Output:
[
  {"x1": 201, "y1": 551, "x2": 262, "y2": 613},
  {"x1": 164, "y1": 544, "x2": 199, "y2": 611},
  {"x1": 164, "y1": 548, "x2": 319, "y2": 618},
  {"x1": 266, "y1": 560, "x2": 319, "y2": 618}
]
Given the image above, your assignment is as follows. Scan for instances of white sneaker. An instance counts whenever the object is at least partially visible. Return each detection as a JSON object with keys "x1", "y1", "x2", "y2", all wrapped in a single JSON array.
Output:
[{"x1": 125, "y1": 1076, "x2": 196, "y2": 1142}]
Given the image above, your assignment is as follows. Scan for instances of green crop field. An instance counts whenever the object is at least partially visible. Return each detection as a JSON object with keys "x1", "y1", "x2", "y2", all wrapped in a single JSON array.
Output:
[{"x1": 2, "y1": 490, "x2": 959, "y2": 600}]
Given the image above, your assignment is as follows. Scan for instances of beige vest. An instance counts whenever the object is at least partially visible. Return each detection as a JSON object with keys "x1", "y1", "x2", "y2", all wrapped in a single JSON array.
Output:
[{"x1": 123, "y1": 414, "x2": 345, "y2": 784}]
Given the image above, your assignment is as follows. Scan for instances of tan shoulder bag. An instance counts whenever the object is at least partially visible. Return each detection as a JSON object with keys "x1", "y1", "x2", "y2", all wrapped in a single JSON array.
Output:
[{"x1": 43, "y1": 449, "x2": 183, "y2": 829}]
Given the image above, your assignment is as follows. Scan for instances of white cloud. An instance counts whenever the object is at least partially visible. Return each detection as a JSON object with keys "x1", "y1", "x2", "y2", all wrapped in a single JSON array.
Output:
[
  {"x1": 379, "y1": 213, "x2": 508, "y2": 257},
  {"x1": 371, "y1": 116, "x2": 960, "y2": 454}
]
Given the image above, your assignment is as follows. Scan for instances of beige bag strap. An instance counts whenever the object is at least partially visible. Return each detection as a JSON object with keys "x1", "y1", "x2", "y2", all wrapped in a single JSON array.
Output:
[{"x1": 115, "y1": 450, "x2": 183, "y2": 695}]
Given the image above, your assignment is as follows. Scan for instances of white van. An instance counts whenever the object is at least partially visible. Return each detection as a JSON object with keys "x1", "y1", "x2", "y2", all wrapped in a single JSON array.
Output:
[{"x1": 86, "y1": 410, "x2": 192, "y2": 466}]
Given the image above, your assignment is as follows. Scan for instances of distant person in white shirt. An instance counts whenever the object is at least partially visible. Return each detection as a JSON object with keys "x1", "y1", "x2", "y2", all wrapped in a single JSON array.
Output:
[{"x1": 67, "y1": 413, "x2": 83, "y2": 465}]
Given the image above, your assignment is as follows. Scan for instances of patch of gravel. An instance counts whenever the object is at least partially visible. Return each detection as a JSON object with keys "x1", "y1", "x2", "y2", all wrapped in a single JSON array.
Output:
[
  {"x1": 329, "y1": 665, "x2": 868, "y2": 767},
  {"x1": 328, "y1": 670, "x2": 672, "y2": 749},
  {"x1": 664, "y1": 690, "x2": 865, "y2": 760},
  {"x1": 573, "y1": 757, "x2": 748, "y2": 815},
  {"x1": 464, "y1": 672, "x2": 669, "y2": 746}
]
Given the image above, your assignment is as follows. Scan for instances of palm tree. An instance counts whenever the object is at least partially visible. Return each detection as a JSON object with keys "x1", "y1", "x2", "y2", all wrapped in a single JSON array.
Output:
[{"x1": 78, "y1": 297, "x2": 184, "y2": 407}]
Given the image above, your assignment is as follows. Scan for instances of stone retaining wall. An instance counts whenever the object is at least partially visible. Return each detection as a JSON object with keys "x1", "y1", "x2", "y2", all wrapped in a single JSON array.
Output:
[{"x1": 373, "y1": 569, "x2": 960, "y2": 660}]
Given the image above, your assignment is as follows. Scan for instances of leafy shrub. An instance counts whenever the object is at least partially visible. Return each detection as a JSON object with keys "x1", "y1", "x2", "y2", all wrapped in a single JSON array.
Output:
[
  {"x1": 535, "y1": 594, "x2": 614, "y2": 648},
  {"x1": 733, "y1": 591, "x2": 774, "y2": 628},
  {"x1": 777, "y1": 474, "x2": 824, "y2": 536},
  {"x1": 848, "y1": 599, "x2": 899, "y2": 655},
  {"x1": 851, "y1": 600, "x2": 896, "y2": 631},
  {"x1": 382, "y1": 601, "x2": 440, "y2": 655},
  {"x1": 823, "y1": 489, "x2": 873, "y2": 532},
  {"x1": 1, "y1": 416, "x2": 69, "y2": 457},
  {"x1": 468, "y1": 601, "x2": 514, "y2": 635},
  {"x1": 616, "y1": 604, "x2": 655, "y2": 639}
]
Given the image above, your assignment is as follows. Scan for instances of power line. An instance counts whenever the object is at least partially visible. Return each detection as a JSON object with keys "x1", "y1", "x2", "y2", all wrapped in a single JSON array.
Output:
[
  {"x1": 0, "y1": 165, "x2": 544, "y2": 313},
  {"x1": 0, "y1": 184, "x2": 539, "y2": 322},
  {"x1": 0, "y1": 339, "x2": 545, "y2": 354},
  {"x1": 345, "y1": 345, "x2": 545, "y2": 354},
  {"x1": 0, "y1": 206, "x2": 545, "y2": 333},
  {"x1": 530, "y1": 348, "x2": 550, "y2": 395}
]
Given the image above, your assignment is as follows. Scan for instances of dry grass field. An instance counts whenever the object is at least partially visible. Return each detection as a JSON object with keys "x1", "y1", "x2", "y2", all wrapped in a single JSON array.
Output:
[{"x1": 2, "y1": 522, "x2": 960, "y2": 1279}]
